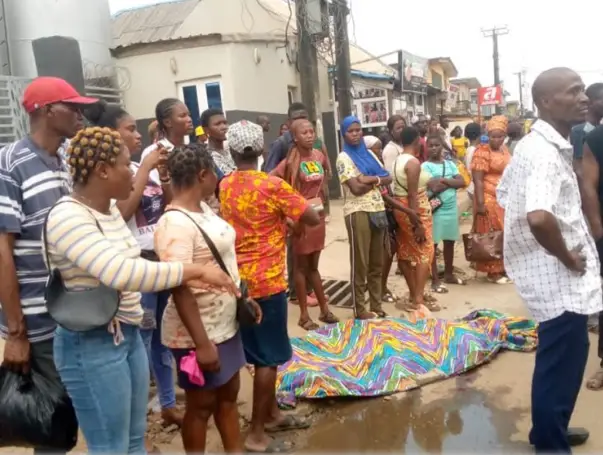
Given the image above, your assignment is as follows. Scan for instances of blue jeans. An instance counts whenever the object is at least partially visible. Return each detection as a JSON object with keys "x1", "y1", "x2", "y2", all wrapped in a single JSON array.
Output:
[
  {"x1": 53, "y1": 324, "x2": 150, "y2": 454},
  {"x1": 140, "y1": 290, "x2": 176, "y2": 409}
]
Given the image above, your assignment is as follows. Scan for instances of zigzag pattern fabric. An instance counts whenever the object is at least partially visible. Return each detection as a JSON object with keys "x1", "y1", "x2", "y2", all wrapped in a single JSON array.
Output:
[{"x1": 276, "y1": 309, "x2": 537, "y2": 407}]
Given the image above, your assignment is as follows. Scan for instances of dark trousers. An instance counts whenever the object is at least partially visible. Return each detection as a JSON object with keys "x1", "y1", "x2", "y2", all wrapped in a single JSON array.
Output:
[
  {"x1": 286, "y1": 237, "x2": 312, "y2": 299},
  {"x1": 529, "y1": 311, "x2": 589, "y2": 453}
]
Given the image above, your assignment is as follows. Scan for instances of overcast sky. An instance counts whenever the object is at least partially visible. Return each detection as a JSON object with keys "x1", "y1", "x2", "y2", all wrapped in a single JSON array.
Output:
[{"x1": 109, "y1": 0, "x2": 603, "y2": 107}]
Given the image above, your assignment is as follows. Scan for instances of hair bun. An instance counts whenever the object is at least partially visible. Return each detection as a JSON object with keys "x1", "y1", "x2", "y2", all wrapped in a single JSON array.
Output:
[{"x1": 83, "y1": 100, "x2": 108, "y2": 125}]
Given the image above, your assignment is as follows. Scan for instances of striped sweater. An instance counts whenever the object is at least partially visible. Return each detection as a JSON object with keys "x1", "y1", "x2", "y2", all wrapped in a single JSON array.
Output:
[{"x1": 43, "y1": 196, "x2": 184, "y2": 326}]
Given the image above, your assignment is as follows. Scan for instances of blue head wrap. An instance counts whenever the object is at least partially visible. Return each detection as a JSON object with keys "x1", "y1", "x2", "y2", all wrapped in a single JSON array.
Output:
[{"x1": 340, "y1": 116, "x2": 389, "y2": 178}]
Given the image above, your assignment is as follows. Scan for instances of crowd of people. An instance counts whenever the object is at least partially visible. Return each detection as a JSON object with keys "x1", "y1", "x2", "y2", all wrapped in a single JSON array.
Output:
[{"x1": 0, "y1": 67, "x2": 602, "y2": 455}]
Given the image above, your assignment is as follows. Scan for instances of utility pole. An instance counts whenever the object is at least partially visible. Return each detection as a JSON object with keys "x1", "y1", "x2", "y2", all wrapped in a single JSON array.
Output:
[
  {"x1": 296, "y1": 0, "x2": 319, "y2": 125},
  {"x1": 514, "y1": 70, "x2": 524, "y2": 116},
  {"x1": 482, "y1": 26, "x2": 508, "y2": 114},
  {"x1": 332, "y1": 0, "x2": 352, "y2": 121}
]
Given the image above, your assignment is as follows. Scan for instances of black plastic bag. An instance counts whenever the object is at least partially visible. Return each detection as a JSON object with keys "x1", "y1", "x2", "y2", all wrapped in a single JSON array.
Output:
[{"x1": 0, "y1": 365, "x2": 78, "y2": 450}]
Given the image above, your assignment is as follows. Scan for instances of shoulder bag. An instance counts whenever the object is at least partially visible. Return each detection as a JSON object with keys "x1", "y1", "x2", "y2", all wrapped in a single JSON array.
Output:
[
  {"x1": 43, "y1": 201, "x2": 120, "y2": 332},
  {"x1": 462, "y1": 212, "x2": 503, "y2": 263},
  {"x1": 165, "y1": 209, "x2": 258, "y2": 327}
]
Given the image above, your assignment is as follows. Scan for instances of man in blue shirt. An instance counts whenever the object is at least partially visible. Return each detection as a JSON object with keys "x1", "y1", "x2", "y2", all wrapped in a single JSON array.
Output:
[
  {"x1": 571, "y1": 83, "x2": 603, "y2": 160},
  {"x1": 0, "y1": 77, "x2": 96, "y2": 429}
]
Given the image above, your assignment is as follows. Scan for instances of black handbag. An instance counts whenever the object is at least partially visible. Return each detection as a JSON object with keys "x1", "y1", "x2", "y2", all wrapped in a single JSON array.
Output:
[
  {"x1": 43, "y1": 201, "x2": 120, "y2": 332},
  {"x1": 165, "y1": 209, "x2": 259, "y2": 327}
]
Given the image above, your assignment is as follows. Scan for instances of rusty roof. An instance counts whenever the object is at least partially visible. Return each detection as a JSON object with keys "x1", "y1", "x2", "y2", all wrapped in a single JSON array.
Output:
[{"x1": 112, "y1": 0, "x2": 200, "y2": 49}]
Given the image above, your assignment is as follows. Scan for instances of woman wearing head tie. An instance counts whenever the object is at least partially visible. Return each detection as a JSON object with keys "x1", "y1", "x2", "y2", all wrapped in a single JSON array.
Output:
[
  {"x1": 335, "y1": 116, "x2": 392, "y2": 320},
  {"x1": 471, "y1": 115, "x2": 512, "y2": 284}
]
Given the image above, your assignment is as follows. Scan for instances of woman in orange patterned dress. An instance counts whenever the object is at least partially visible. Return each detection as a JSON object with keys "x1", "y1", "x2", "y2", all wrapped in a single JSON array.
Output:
[{"x1": 471, "y1": 115, "x2": 512, "y2": 284}]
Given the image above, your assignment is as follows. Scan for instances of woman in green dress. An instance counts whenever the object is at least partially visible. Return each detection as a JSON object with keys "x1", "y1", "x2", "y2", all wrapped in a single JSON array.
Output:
[{"x1": 422, "y1": 135, "x2": 466, "y2": 292}]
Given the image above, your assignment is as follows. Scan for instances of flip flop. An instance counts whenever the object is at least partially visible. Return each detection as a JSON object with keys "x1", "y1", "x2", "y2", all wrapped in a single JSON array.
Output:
[
  {"x1": 488, "y1": 276, "x2": 513, "y2": 284},
  {"x1": 431, "y1": 284, "x2": 449, "y2": 294},
  {"x1": 245, "y1": 437, "x2": 293, "y2": 453},
  {"x1": 298, "y1": 319, "x2": 319, "y2": 331},
  {"x1": 318, "y1": 311, "x2": 339, "y2": 324},
  {"x1": 265, "y1": 415, "x2": 311, "y2": 433},
  {"x1": 586, "y1": 369, "x2": 603, "y2": 390},
  {"x1": 382, "y1": 292, "x2": 395, "y2": 303},
  {"x1": 443, "y1": 276, "x2": 467, "y2": 285}
]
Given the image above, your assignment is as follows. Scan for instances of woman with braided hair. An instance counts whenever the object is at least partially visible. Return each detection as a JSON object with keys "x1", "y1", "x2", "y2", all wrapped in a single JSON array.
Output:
[
  {"x1": 44, "y1": 126, "x2": 239, "y2": 453},
  {"x1": 86, "y1": 101, "x2": 182, "y2": 428},
  {"x1": 154, "y1": 142, "x2": 262, "y2": 453},
  {"x1": 139, "y1": 98, "x2": 194, "y2": 185}
]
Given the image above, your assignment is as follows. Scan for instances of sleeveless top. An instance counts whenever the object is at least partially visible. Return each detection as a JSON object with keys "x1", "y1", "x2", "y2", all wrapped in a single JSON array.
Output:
[{"x1": 392, "y1": 153, "x2": 431, "y2": 197}]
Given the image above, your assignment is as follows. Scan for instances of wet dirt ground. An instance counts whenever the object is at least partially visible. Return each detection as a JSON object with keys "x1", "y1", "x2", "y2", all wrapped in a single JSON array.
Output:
[{"x1": 3, "y1": 197, "x2": 603, "y2": 453}]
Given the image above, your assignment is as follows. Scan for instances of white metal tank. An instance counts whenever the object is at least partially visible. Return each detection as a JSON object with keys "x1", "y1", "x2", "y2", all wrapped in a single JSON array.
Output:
[{"x1": 3, "y1": 0, "x2": 113, "y2": 78}]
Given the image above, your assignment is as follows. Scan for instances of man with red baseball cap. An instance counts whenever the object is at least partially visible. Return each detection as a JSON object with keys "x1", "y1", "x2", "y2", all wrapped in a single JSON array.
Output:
[{"x1": 0, "y1": 77, "x2": 97, "y2": 451}]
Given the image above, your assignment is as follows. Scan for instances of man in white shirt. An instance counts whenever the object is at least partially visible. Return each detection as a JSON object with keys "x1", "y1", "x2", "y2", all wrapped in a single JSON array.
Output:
[{"x1": 497, "y1": 67, "x2": 599, "y2": 453}]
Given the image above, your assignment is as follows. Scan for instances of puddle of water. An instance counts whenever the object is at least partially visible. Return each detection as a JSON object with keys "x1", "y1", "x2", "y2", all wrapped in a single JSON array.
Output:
[{"x1": 299, "y1": 379, "x2": 529, "y2": 453}]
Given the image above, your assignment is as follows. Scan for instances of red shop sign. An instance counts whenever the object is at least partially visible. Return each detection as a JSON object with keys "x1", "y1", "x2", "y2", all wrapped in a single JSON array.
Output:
[{"x1": 477, "y1": 85, "x2": 502, "y2": 106}]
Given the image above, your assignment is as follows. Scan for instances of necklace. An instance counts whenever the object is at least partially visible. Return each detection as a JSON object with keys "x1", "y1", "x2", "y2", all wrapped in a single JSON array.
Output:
[{"x1": 72, "y1": 193, "x2": 111, "y2": 215}]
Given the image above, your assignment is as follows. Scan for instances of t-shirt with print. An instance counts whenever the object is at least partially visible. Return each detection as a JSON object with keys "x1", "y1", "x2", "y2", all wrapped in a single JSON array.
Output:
[
  {"x1": 154, "y1": 203, "x2": 239, "y2": 348},
  {"x1": 219, "y1": 170, "x2": 309, "y2": 299},
  {"x1": 273, "y1": 149, "x2": 327, "y2": 200},
  {"x1": 336, "y1": 151, "x2": 386, "y2": 217},
  {"x1": 126, "y1": 163, "x2": 166, "y2": 251}
]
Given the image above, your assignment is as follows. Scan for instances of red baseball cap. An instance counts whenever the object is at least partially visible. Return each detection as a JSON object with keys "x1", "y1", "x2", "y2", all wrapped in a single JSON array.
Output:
[{"x1": 22, "y1": 77, "x2": 98, "y2": 113}]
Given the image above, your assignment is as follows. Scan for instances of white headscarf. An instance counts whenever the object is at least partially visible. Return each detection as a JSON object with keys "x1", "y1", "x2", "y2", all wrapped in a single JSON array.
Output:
[{"x1": 363, "y1": 135, "x2": 380, "y2": 149}]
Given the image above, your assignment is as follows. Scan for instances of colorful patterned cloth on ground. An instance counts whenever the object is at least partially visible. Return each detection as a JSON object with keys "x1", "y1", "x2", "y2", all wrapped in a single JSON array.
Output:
[{"x1": 276, "y1": 309, "x2": 537, "y2": 407}]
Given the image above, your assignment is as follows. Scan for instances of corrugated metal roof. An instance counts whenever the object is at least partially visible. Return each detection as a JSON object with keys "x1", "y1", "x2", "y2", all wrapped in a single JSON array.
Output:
[{"x1": 112, "y1": 0, "x2": 201, "y2": 49}]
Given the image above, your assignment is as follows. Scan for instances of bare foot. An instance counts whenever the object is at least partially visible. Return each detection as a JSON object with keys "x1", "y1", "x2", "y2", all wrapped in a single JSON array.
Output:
[{"x1": 161, "y1": 407, "x2": 184, "y2": 427}]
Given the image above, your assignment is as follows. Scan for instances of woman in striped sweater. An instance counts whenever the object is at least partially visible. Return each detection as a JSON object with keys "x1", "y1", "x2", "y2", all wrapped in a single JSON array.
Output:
[{"x1": 43, "y1": 126, "x2": 237, "y2": 454}]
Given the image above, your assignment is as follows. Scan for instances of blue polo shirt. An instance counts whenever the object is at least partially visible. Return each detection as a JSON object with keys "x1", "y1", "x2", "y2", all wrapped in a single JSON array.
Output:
[{"x1": 0, "y1": 137, "x2": 70, "y2": 342}]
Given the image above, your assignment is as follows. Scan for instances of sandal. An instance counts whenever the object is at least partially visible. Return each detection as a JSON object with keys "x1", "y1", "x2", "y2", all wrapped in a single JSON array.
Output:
[
  {"x1": 245, "y1": 437, "x2": 293, "y2": 453},
  {"x1": 265, "y1": 415, "x2": 311, "y2": 433},
  {"x1": 382, "y1": 292, "x2": 395, "y2": 303},
  {"x1": 586, "y1": 369, "x2": 603, "y2": 390},
  {"x1": 443, "y1": 275, "x2": 466, "y2": 285},
  {"x1": 298, "y1": 319, "x2": 319, "y2": 331},
  {"x1": 488, "y1": 276, "x2": 513, "y2": 284},
  {"x1": 423, "y1": 301, "x2": 442, "y2": 312},
  {"x1": 318, "y1": 311, "x2": 339, "y2": 324},
  {"x1": 356, "y1": 311, "x2": 377, "y2": 320},
  {"x1": 374, "y1": 310, "x2": 389, "y2": 318},
  {"x1": 431, "y1": 284, "x2": 449, "y2": 294}
]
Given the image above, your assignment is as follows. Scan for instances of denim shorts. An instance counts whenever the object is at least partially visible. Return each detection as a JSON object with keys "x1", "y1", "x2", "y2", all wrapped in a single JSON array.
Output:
[{"x1": 240, "y1": 292, "x2": 292, "y2": 367}]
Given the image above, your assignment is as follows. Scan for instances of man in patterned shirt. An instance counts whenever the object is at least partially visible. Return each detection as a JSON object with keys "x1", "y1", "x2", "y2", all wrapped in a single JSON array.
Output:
[
  {"x1": 497, "y1": 67, "x2": 600, "y2": 453},
  {"x1": 219, "y1": 120, "x2": 320, "y2": 453}
]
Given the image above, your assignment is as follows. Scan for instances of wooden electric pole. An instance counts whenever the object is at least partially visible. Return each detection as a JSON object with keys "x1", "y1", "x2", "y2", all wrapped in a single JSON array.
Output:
[{"x1": 482, "y1": 26, "x2": 508, "y2": 114}]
